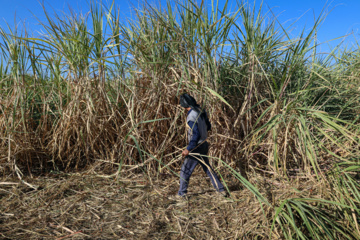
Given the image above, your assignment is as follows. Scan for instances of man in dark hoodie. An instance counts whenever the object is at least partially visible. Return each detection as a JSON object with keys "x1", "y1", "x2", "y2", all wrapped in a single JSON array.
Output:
[{"x1": 176, "y1": 93, "x2": 228, "y2": 200}]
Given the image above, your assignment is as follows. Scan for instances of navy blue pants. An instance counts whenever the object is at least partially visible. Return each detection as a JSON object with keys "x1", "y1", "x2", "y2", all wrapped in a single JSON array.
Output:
[{"x1": 178, "y1": 142, "x2": 225, "y2": 196}]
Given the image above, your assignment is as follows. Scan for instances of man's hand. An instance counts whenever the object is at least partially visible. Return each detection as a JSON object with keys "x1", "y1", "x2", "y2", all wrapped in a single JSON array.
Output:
[{"x1": 182, "y1": 149, "x2": 189, "y2": 157}]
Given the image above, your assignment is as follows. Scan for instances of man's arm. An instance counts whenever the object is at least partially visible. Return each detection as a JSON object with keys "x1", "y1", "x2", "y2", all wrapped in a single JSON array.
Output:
[{"x1": 186, "y1": 121, "x2": 200, "y2": 151}]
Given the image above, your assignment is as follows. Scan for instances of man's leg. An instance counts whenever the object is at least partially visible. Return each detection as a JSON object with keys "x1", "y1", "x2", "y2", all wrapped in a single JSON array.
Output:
[
  {"x1": 178, "y1": 157, "x2": 198, "y2": 196},
  {"x1": 198, "y1": 143, "x2": 225, "y2": 192},
  {"x1": 200, "y1": 156, "x2": 225, "y2": 192}
]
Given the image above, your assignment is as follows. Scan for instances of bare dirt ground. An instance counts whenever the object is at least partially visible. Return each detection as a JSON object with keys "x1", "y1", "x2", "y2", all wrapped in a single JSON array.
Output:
[{"x1": 0, "y1": 167, "x2": 277, "y2": 240}]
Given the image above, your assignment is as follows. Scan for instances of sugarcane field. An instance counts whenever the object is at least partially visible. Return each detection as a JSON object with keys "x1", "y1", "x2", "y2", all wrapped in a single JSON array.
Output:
[{"x1": 1, "y1": 0, "x2": 360, "y2": 239}]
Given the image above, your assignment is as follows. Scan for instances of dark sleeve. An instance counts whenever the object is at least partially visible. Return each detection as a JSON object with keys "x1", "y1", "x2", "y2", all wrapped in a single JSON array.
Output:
[{"x1": 187, "y1": 121, "x2": 200, "y2": 151}]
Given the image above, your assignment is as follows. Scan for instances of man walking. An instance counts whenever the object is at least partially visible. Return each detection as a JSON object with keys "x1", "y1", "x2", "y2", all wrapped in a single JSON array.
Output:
[{"x1": 176, "y1": 93, "x2": 228, "y2": 200}]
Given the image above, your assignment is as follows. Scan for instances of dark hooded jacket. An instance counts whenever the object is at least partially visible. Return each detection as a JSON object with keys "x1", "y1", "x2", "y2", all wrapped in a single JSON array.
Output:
[{"x1": 180, "y1": 94, "x2": 211, "y2": 150}]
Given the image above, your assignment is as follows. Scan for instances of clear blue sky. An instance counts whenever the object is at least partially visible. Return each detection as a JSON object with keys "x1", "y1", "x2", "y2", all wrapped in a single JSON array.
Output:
[{"x1": 1, "y1": 0, "x2": 360, "y2": 51}]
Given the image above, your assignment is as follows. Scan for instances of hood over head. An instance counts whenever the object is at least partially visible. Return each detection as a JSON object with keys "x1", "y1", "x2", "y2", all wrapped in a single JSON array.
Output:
[{"x1": 179, "y1": 93, "x2": 202, "y2": 113}]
